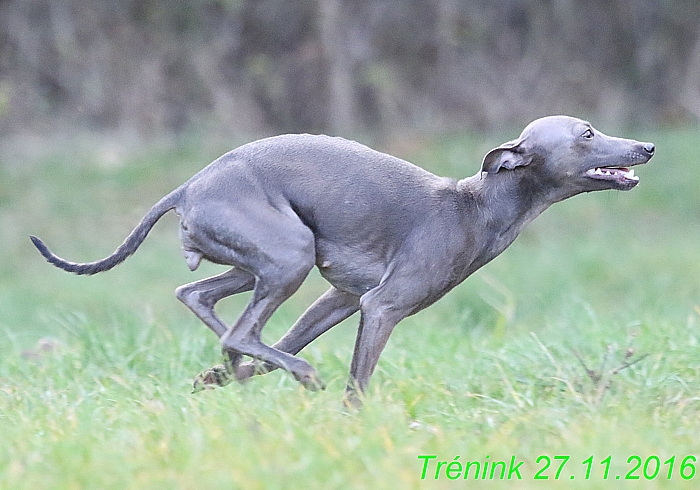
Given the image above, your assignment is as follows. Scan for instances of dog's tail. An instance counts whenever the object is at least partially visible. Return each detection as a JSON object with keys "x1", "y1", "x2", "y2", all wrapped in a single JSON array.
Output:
[{"x1": 30, "y1": 189, "x2": 183, "y2": 275}]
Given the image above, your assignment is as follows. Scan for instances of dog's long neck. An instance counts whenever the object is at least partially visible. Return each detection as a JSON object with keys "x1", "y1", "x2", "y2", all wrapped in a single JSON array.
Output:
[{"x1": 455, "y1": 171, "x2": 559, "y2": 272}]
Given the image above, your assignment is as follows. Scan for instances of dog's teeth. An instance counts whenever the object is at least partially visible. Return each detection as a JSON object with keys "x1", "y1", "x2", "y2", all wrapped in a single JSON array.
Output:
[
  {"x1": 622, "y1": 168, "x2": 638, "y2": 181},
  {"x1": 587, "y1": 167, "x2": 639, "y2": 182}
]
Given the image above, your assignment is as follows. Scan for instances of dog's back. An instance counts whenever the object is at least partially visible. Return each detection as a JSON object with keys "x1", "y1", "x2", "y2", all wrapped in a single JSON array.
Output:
[{"x1": 180, "y1": 133, "x2": 459, "y2": 250}]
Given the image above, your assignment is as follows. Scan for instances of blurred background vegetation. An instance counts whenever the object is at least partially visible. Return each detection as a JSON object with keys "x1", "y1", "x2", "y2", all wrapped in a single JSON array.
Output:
[{"x1": 1, "y1": 0, "x2": 700, "y2": 145}]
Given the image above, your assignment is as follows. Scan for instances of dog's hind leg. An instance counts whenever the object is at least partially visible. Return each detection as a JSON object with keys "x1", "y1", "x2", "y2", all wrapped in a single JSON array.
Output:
[
  {"x1": 183, "y1": 201, "x2": 323, "y2": 389},
  {"x1": 176, "y1": 268, "x2": 256, "y2": 392},
  {"x1": 235, "y1": 287, "x2": 360, "y2": 381},
  {"x1": 176, "y1": 267, "x2": 256, "y2": 338},
  {"x1": 219, "y1": 256, "x2": 324, "y2": 389},
  {"x1": 174, "y1": 186, "x2": 327, "y2": 389}
]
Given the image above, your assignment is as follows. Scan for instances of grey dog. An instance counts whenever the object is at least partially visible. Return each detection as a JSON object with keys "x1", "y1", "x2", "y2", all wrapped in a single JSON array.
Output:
[{"x1": 31, "y1": 115, "x2": 655, "y2": 406}]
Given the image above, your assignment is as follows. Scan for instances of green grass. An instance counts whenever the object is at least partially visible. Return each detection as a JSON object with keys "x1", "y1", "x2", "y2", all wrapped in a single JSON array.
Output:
[{"x1": 2, "y1": 126, "x2": 700, "y2": 488}]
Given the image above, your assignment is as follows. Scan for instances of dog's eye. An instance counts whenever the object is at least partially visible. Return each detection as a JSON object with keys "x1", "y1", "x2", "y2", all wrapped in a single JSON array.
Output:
[{"x1": 582, "y1": 128, "x2": 594, "y2": 139}]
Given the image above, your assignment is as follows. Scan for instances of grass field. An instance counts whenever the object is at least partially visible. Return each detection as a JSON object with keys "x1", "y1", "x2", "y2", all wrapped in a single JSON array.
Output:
[{"x1": 1, "y1": 125, "x2": 700, "y2": 489}]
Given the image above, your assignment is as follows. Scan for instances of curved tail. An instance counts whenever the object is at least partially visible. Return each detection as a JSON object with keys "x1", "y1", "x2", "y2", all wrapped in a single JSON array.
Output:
[{"x1": 30, "y1": 189, "x2": 182, "y2": 275}]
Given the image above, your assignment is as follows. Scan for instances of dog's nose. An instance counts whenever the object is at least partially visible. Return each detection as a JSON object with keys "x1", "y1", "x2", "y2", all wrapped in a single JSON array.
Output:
[{"x1": 643, "y1": 143, "x2": 655, "y2": 156}]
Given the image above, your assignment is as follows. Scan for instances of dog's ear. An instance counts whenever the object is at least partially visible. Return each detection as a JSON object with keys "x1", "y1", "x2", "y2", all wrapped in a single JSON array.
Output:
[{"x1": 481, "y1": 140, "x2": 533, "y2": 174}]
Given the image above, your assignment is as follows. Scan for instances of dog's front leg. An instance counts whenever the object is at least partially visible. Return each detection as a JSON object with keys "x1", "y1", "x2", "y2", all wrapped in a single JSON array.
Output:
[{"x1": 344, "y1": 292, "x2": 411, "y2": 409}]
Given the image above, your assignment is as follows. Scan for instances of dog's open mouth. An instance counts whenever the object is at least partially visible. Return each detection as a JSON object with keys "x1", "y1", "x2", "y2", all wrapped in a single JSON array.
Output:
[{"x1": 585, "y1": 166, "x2": 639, "y2": 186}]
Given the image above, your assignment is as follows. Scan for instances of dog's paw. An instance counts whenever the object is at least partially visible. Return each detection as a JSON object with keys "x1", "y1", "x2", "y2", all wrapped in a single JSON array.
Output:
[
  {"x1": 294, "y1": 369, "x2": 326, "y2": 392},
  {"x1": 341, "y1": 389, "x2": 364, "y2": 410},
  {"x1": 191, "y1": 364, "x2": 233, "y2": 394}
]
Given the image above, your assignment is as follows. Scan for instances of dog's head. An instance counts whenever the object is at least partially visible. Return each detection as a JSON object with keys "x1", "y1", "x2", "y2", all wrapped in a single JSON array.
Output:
[{"x1": 481, "y1": 115, "x2": 655, "y2": 195}]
